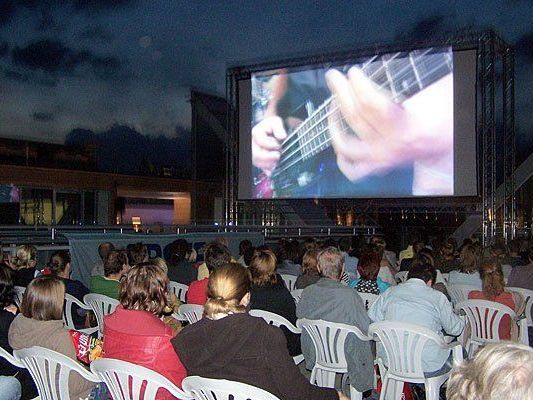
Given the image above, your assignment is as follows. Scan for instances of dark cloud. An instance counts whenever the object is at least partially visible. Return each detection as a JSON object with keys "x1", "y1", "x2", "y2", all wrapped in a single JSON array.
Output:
[
  {"x1": 0, "y1": 1, "x2": 15, "y2": 26},
  {"x1": 78, "y1": 26, "x2": 114, "y2": 43},
  {"x1": 10, "y1": 39, "x2": 125, "y2": 82},
  {"x1": 3, "y1": 68, "x2": 58, "y2": 86},
  {"x1": 395, "y1": 15, "x2": 449, "y2": 40},
  {"x1": 32, "y1": 112, "x2": 54, "y2": 122},
  {"x1": 515, "y1": 32, "x2": 533, "y2": 59},
  {"x1": 0, "y1": 41, "x2": 8, "y2": 57},
  {"x1": 71, "y1": 0, "x2": 136, "y2": 12}
]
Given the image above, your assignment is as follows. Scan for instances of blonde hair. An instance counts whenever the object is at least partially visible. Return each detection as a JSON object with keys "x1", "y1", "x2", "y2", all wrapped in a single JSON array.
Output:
[
  {"x1": 12, "y1": 245, "x2": 37, "y2": 270},
  {"x1": 447, "y1": 343, "x2": 533, "y2": 400},
  {"x1": 249, "y1": 249, "x2": 277, "y2": 286},
  {"x1": 479, "y1": 259, "x2": 505, "y2": 300},
  {"x1": 150, "y1": 257, "x2": 168, "y2": 274},
  {"x1": 204, "y1": 263, "x2": 250, "y2": 318},
  {"x1": 459, "y1": 244, "x2": 479, "y2": 273}
]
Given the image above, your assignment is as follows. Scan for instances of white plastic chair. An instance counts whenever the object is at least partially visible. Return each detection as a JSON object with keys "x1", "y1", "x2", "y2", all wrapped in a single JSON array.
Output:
[
  {"x1": 290, "y1": 289, "x2": 303, "y2": 303},
  {"x1": 14, "y1": 346, "x2": 101, "y2": 400},
  {"x1": 63, "y1": 293, "x2": 98, "y2": 335},
  {"x1": 177, "y1": 304, "x2": 203, "y2": 324},
  {"x1": 83, "y1": 293, "x2": 119, "y2": 337},
  {"x1": 356, "y1": 292, "x2": 379, "y2": 311},
  {"x1": 249, "y1": 309, "x2": 304, "y2": 365},
  {"x1": 182, "y1": 376, "x2": 280, "y2": 400},
  {"x1": 297, "y1": 318, "x2": 370, "y2": 400},
  {"x1": 91, "y1": 358, "x2": 191, "y2": 400},
  {"x1": 279, "y1": 274, "x2": 297, "y2": 291},
  {"x1": 169, "y1": 281, "x2": 189, "y2": 303},
  {"x1": 507, "y1": 287, "x2": 533, "y2": 328},
  {"x1": 0, "y1": 345, "x2": 24, "y2": 369},
  {"x1": 13, "y1": 286, "x2": 25, "y2": 309},
  {"x1": 456, "y1": 299, "x2": 528, "y2": 356},
  {"x1": 394, "y1": 271, "x2": 408, "y2": 284},
  {"x1": 368, "y1": 321, "x2": 463, "y2": 400},
  {"x1": 447, "y1": 284, "x2": 477, "y2": 307}
]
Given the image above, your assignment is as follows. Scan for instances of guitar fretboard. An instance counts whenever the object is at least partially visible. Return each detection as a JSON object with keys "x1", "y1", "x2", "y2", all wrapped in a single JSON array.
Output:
[{"x1": 272, "y1": 47, "x2": 453, "y2": 179}]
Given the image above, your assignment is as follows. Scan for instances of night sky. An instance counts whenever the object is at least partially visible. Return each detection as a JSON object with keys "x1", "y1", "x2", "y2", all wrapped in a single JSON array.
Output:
[{"x1": 0, "y1": 1, "x2": 532, "y2": 161}]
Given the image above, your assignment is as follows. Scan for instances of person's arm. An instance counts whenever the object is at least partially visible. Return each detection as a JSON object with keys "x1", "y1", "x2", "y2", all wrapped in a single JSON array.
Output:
[
  {"x1": 264, "y1": 327, "x2": 339, "y2": 400},
  {"x1": 438, "y1": 295, "x2": 464, "y2": 336},
  {"x1": 368, "y1": 292, "x2": 386, "y2": 322}
]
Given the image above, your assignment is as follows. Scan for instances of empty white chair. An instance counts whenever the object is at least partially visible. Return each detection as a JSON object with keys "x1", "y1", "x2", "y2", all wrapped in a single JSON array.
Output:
[
  {"x1": 507, "y1": 286, "x2": 533, "y2": 328},
  {"x1": 169, "y1": 281, "x2": 189, "y2": 303},
  {"x1": 91, "y1": 358, "x2": 191, "y2": 400},
  {"x1": 368, "y1": 321, "x2": 463, "y2": 400},
  {"x1": 279, "y1": 274, "x2": 297, "y2": 291},
  {"x1": 182, "y1": 376, "x2": 280, "y2": 400},
  {"x1": 456, "y1": 299, "x2": 528, "y2": 356},
  {"x1": 297, "y1": 318, "x2": 370, "y2": 400},
  {"x1": 356, "y1": 292, "x2": 379, "y2": 311},
  {"x1": 177, "y1": 304, "x2": 203, "y2": 324},
  {"x1": 83, "y1": 293, "x2": 119, "y2": 337},
  {"x1": 15, "y1": 346, "x2": 101, "y2": 400},
  {"x1": 447, "y1": 284, "x2": 477, "y2": 307},
  {"x1": 13, "y1": 286, "x2": 25, "y2": 309},
  {"x1": 394, "y1": 271, "x2": 408, "y2": 284},
  {"x1": 63, "y1": 293, "x2": 98, "y2": 335},
  {"x1": 290, "y1": 289, "x2": 303, "y2": 303},
  {"x1": 249, "y1": 309, "x2": 304, "y2": 365}
]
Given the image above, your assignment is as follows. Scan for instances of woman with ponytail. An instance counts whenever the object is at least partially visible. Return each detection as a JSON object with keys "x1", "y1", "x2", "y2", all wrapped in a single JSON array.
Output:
[
  {"x1": 172, "y1": 263, "x2": 345, "y2": 400},
  {"x1": 468, "y1": 259, "x2": 524, "y2": 340},
  {"x1": 10, "y1": 245, "x2": 38, "y2": 287}
]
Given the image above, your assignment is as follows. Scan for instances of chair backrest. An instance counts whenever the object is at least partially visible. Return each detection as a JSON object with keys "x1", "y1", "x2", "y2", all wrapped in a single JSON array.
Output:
[
  {"x1": 91, "y1": 358, "x2": 190, "y2": 400},
  {"x1": 15, "y1": 346, "x2": 101, "y2": 400},
  {"x1": 447, "y1": 284, "x2": 478, "y2": 306},
  {"x1": 13, "y1": 286, "x2": 25, "y2": 308},
  {"x1": 169, "y1": 281, "x2": 189, "y2": 303},
  {"x1": 394, "y1": 271, "x2": 408, "y2": 284},
  {"x1": 182, "y1": 376, "x2": 280, "y2": 400},
  {"x1": 507, "y1": 287, "x2": 533, "y2": 328},
  {"x1": 456, "y1": 300, "x2": 516, "y2": 349},
  {"x1": 368, "y1": 321, "x2": 447, "y2": 380},
  {"x1": 296, "y1": 318, "x2": 368, "y2": 371},
  {"x1": 290, "y1": 289, "x2": 303, "y2": 303},
  {"x1": 0, "y1": 346, "x2": 24, "y2": 368},
  {"x1": 279, "y1": 274, "x2": 297, "y2": 291},
  {"x1": 357, "y1": 292, "x2": 379, "y2": 310},
  {"x1": 178, "y1": 304, "x2": 204, "y2": 324},
  {"x1": 83, "y1": 293, "x2": 119, "y2": 335},
  {"x1": 249, "y1": 309, "x2": 301, "y2": 334}
]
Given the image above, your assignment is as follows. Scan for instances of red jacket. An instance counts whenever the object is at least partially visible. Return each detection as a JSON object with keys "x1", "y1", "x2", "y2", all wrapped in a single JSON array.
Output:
[
  {"x1": 104, "y1": 306, "x2": 186, "y2": 400},
  {"x1": 186, "y1": 278, "x2": 209, "y2": 305}
]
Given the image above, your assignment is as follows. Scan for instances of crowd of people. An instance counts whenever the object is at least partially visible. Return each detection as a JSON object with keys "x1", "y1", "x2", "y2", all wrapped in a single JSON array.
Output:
[{"x1": 0, "y1": 233, "x2": 532, "y2": 400}]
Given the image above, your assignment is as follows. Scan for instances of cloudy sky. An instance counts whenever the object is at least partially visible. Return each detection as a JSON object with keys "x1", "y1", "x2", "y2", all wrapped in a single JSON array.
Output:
[{"x1": 0, "y1": 0, "x2": 531, "y2": 159}]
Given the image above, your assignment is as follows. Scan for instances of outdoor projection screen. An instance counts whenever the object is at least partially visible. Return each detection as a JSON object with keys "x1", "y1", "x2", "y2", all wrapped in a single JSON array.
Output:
[{"x1": 237, "y1": 47, "x2": 478, "y2": 199}]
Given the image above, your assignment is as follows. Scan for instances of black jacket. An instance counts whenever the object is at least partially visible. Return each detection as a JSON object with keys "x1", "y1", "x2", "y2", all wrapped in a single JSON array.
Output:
[
  {"x1": 172, "y1": 313, "x2": 337, "y2": 400},
  {"x1": 167, "y1": 260, "x2": 197, "y2": 286}
]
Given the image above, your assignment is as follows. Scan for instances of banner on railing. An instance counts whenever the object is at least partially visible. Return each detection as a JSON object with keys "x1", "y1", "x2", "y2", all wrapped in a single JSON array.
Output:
[{"x1": 63, "y1": 232, "x2": 264, "y2": 287}]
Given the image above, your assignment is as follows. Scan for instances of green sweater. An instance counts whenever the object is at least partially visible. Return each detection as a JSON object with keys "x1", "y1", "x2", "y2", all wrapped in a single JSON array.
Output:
[{"x1": 90, "y1": 275, "x2": 120, "y2": 299}]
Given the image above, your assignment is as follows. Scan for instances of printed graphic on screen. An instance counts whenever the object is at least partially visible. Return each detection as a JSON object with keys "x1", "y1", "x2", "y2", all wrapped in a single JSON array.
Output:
[{"x1": 250, "y1": 47, "x2": 454, "y2": 199}]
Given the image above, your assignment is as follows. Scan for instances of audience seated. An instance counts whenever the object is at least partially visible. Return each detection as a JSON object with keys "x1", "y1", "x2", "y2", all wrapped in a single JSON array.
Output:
[
  {"x1": 507, "y1": 248, "x2": 533, "y2": 290},
  {"x1": 8, "y1": 277, "x2": 95, "y2": 399},
  {"x1": 196, "y1": 237, "x2": 234, "y2": 280},
  {"x1": 166, "y1": 239, "x2": 196, "y2": 286},
  {"x1": 504, "y1": 239, "x2": 526, "y2": 267},
  {"x1": 297, "y1": 247, "x2": 373, "y2": 394},
  {"x1": 468, "y1": 259, "x2": 524, "y2": 340},
  {"x1": 369, "y1": 262, "x2": 464, "y2": 375},
  {"x1": 90, "y1": 250, "x2": 129, "y2": 299},
  {"x1": 399, "y1": 240, "x2": 425, "y2": 271},
  {"x1": 436, "y1": 238, "x2": 460, "y2": 273},
  {"x1": 237, "y1": 239, "x2": 253, "y2": 266},
  {"x1": 447, "y1": 343, "x2": 533, "y2": 400},
  {"x1": 339, "y1": 237, "x2": 358, "y2": 280},
  {"x1": 348, "y1": 248, "x2": 390, "y2": 294},
  {"x1": 371, "y1": 236, "x2": 397, "y2": 273},
  {"x1": 447, "y1": 244, "x2": 482, "y2": 288},
  {"x1": 103, "y1": 263, "x2": 185, "y2": 400},
  {"x1": 295, "y1": 249, "x2": 321, "y2": 289},
  {"x1": 128, "y1": 242, "x2": 149, "y2": 266},
  {"x1": 91, "y1": 242, "x2": 115, "y2": 277},
  {"x1": 44, "y1": 251, "x2": 89, "y2": 330},
  {"x1": 248, "y1": 249, "x2": 301, "y2": 356},
  {"x1": 276, "y1": 240, "x2": 302, "y2": 276},
  {"x1": 186, "y1": 242, "x2": 231, "y2": 305},
  {"x1": 9, "y1": 246, "x2": 37, "y2": 287},
  {"x1": 173, "y1": 262, "x2": 344, "y2": 400},
  {"x1": 0, "y1": 264, "x2": 36, "y2": 400}
]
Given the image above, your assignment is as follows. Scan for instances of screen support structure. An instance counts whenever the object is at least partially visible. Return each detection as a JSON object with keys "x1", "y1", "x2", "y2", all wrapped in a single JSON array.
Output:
[{"x1": 226, "y1": 31, "x2": 515, "y2": 246}]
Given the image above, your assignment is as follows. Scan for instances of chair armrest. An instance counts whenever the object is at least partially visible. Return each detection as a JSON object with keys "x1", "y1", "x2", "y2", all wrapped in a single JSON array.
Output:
[
  {"x1": 71, "y1": 297, "x2": 92, "y2": 311},
  {"x1": 172, "y1": 312, "x2": 188, "y2": 322},
  {"x1": 440, "y1": 341, "x2": 463, "y2": 366},
  {"x1": 516, "y1": 317, "x2": 529, "y2": 346}
]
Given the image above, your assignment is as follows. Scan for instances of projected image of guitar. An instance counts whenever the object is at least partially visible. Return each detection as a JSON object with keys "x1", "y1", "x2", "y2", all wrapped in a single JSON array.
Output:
[{"x1": 252, "y1": 47, "x2": 453, "y2": 199}]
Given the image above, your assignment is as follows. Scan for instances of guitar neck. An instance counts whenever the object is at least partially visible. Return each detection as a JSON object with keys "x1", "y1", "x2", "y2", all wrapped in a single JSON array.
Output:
[{"x1": 272, "y1": 47, "x2": 453, "y2": 179}]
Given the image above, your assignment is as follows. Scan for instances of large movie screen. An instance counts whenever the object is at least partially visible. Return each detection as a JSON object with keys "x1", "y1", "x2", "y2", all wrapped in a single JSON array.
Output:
[{"x1": 241, "y1": 46, "x2": 470, "y2": 199}]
